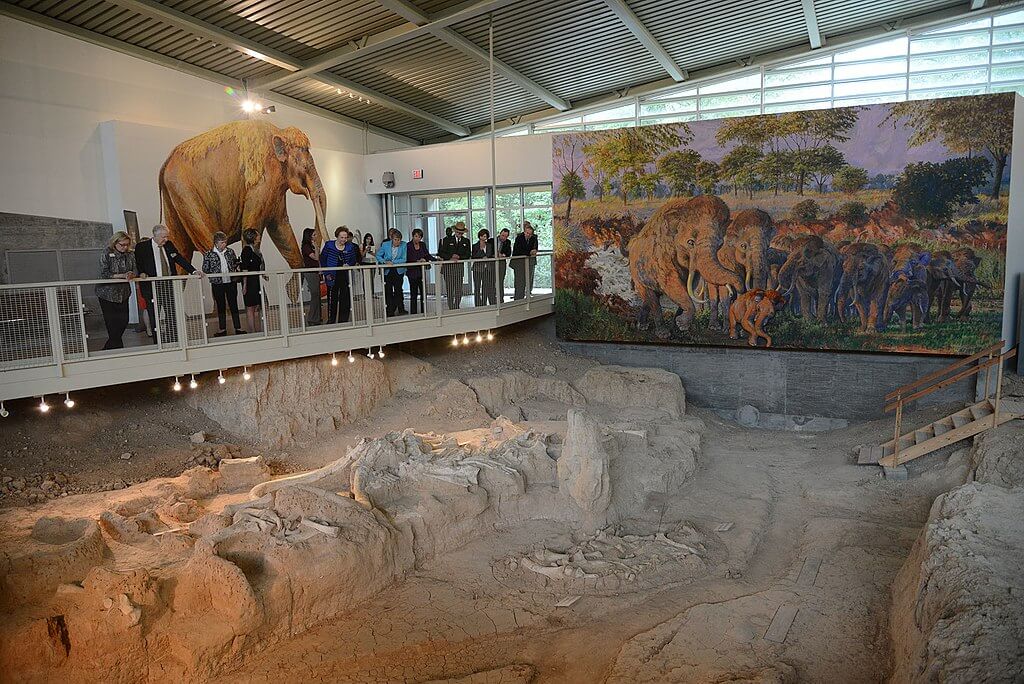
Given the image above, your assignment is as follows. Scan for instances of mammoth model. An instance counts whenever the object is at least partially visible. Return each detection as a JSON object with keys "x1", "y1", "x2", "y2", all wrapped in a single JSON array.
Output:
[
  {"x1": 836, "y1": 242, "x2": 891, "y2": 332},
  {"x1": 705, "y1": 208, "x2": 776, "y2": 328},
  {"x1": 777, "y1": 235, "x2": 841, "y2": 323},
  {"x1": 926, "y1": 250, "x2": 973, "y2": 323},
  {"x1": 951, "y1": 247, "x2": 982, "y2": 319},
  {"x1": 159, "y1": 119, "x2": 329, "y2": 268},
  {"x1": 729, "y1": 289, "x2": 786, "y2": 347},
  {"x1": 629, "y1": 196, "x2": 743, "y2": 332}
]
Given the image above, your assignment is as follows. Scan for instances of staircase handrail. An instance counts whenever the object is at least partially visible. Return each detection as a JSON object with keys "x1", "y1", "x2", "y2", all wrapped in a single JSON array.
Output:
[
  {"x1": 884, "y1": 346, "x2": 1015, "y2": 413},
  {"x1": 884, "y1": 341, "x2": 1003, "y2": 403}
]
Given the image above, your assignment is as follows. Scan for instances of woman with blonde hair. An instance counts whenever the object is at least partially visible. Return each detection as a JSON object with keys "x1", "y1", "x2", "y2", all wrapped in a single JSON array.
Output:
[{"x1": 95, "y1": 231, "x2": 137, "y2": 350}]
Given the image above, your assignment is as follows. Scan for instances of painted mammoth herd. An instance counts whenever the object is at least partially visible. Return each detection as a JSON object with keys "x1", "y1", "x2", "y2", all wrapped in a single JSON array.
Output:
[{"x1": 628, "y1": 196, "x2": 984, "y2": 347}]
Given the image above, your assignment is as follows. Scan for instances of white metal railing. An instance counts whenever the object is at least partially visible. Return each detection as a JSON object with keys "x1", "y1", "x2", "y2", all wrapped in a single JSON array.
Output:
[{"x1": 0, "y1": 252, "x2": 554, "y2": 379}]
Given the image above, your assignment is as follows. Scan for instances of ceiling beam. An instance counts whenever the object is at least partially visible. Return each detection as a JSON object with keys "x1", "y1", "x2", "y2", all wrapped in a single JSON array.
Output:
[
  {"x1": 0, "y1": 3, "x2": 420, "y2": 146},
  {"x1": 372, "y1": 0, "x2": 570, "y2": 110},
  {"x1": 801, "y1": 0, "x2": 824, "y2": 49},
  {"x1": 107, "y1": 0, "x2": 469, "y2": 136},
  {"x1": 600, "y1": 0, "x2": 687, "y2": 81},
  {"x1": 248, "y1": 0, "x2": 525, "y2": 91},
  {"x1": 970, "y1": 0, "x2": 986, "y2": 9}
]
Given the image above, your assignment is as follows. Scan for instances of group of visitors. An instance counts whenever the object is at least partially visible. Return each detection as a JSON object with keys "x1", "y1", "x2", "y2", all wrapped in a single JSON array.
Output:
[
  {"x1": 94, "y1": 225, "x2": 268, "y2": 349},
  {"x1": 94, "y1": 221, "x2": 541, "y2": 351},
  {"x1": 305, "y1": 220, "x2": 540, "y2": 324}
]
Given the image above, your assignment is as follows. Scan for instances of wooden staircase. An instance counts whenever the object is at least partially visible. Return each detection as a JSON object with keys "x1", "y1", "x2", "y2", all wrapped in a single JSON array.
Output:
[
  {"x1": 858, "y1": 398, "x2": 1024, "y2": 467},
  {"x1": 858, "y1": 341, "x2": 1019, "y2": 469}
]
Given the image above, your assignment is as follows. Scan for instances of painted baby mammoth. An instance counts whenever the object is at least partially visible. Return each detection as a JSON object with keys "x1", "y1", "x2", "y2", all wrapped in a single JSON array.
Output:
[
  {"x1": 159, "y1": 119, "x2": 329, "y2": 268},
  {"x1": 729, "y1": 289, "x2": 786, "y2": 347},
  {"x1": 629, "y1": 195, "x2": 743, "y2": 332}
]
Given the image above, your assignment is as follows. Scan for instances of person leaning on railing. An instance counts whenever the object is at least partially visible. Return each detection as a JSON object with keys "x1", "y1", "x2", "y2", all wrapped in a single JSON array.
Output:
[
  {"x1": 240, "y1": 229, "x2": 266, "y2": 333},
  {"x1": 202, "y1": 231, "x2": 244, "y2": 337},
  {"x1": 320, "y1": 226, "x2": 361, "y2": 324},
  {"x1": 95, "y1": 230, "x2": 137, "y2": 350},
  {"x1": 134, "y1": 224, "x2": 202, "y2": 343},
  {"x1": 438, "y1": 222, "x2": 471, "y2": 309},
  {"x1": 511, "y1": 221, "x2": 539, "y2": 300},
  {"x1": 405, "y1": 228, "x2": 436, "y2": 315},
  {"x1": 300, "y1": 227, "x2": 322, "y2": 326},
  {"x1": 471, "y1": 228, "x2": 497, "y2": 306},
  {"x1": 377, "y1": 229, "x2": 408, "y2": 317},
  {"x1": 495, "y1": 228, "x2": 512, "y2": 303}
]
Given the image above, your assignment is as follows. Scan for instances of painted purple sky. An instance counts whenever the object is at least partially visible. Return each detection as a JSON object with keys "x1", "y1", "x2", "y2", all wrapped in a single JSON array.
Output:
[{"x1": 552, "y1": 101, "x2": 956, "y2": 187}]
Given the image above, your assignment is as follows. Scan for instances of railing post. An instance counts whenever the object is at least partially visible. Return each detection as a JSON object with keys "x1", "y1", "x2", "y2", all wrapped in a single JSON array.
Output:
[
  {"x1": 892, "y1": 393, "x2": 902, "y2": 466},
  {"x1": 173, "y1": 279, "x2": 189, "y2": 354},
  {"x1": 44, "y1": 286, "x2": 65, "y2": 376},
  {"x1": 151, "y1": 281, "x2": 164, "y2": 350},
  {"x1": 993, "y1": 353, "x2": 1004, "y2": 429},
  {"x1": 197, "y1": 279, "x2": 209, "y2": 347},
  {"x1": 984, "y1": 351, "x2": 993, "y2": 399},
  {"x1": 277, "y1": 273, "x2": 290, "y2": 348},
  {"x1": 76, "y1": 285, "x2": 89, "y2": 359},
  {"x1": 363, "y1": 268, "x2": 375, "y2": 334}
]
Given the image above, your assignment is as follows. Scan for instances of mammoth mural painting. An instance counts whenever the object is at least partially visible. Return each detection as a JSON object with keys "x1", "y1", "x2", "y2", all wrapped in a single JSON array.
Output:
[
  {"x1": 553, "y1": 94, "x2": 1010, "y2": 355},
  {"x1": 159, "y1": 119, "x2": 328, "y2": 268}
]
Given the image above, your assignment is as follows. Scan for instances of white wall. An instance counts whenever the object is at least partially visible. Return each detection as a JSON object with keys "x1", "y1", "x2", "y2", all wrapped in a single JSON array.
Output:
[
  {"x1": 363, "y1": 134, "x2": 553, "y2": 194},
  {"x1": 1003, "y1": 95, "x2": 1024, "y2": 348},
  {"x1": 0, "y1": 15, "x2": 405, "y2": 268}
]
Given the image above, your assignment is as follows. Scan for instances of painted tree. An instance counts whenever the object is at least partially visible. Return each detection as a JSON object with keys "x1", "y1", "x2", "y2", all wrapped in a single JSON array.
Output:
[
  {"x1": 887, "y1": 93, "x2": 1014, "y2": 198},
  {"x1": 720, "y1": 144, "x2": 763, "y2": 198},
  {"x1": 553, "y1": 135, "x2": 587, "y2": 225},
  {"x1": 833, "y1": 165, "x2": 869, "y2": 194},
  {"x1": 585, "y1": 125, "x2": 690, "y2": 205},
  {"x1": 808, "y1": 145, "x2": 846, "y2": 193},
  {"x1": 694, "y1": 159, "x2": 720, "y2": 195},
  {"x1": 892, "y1": 157, "x2": 991, "y2": 228},
  {"x1": 656, "y1": 149, "x2": 702, "y2": 196}
]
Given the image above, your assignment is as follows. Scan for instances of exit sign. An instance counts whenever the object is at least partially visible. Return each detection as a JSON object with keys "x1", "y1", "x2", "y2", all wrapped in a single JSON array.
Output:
[{"x1": 412, "y1": 169, "x2": 424, "y2": 179}]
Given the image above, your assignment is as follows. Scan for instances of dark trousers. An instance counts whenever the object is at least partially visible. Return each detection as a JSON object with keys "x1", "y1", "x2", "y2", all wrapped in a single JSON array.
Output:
[
  {"x1": 211, "y1": 281, "x2": 242, "y2": 332},
  {"x1": 384, "y1": 270, "x2": 405, "y2": 316},
  {"x1": 99, "y1": 297, "x2": 129, "y2": 350},
  {"x1": 304, "y1": 271, "x2": 322, "y2": 324},
  {"x1": 408, "y1": 276, "x2": 426, "y2": 314},
  {"x1": 327, "y1": 272, "x2": 351, "y2": 324},
  {"x1": 443, "y1": 263, "x2": 464, "y2": 309},
  {"x1": 473, "y1": 267, "x2": 496, "y2": 306},
  {"x1": 512, "y1": 258, "x2": 536, "y2": 300},
  {"x1": 498, "y1": 261, "x2": 508, "y2": 302},
  {"x1": 142, "y1": 281, "x2": 180, "y2": 343}
]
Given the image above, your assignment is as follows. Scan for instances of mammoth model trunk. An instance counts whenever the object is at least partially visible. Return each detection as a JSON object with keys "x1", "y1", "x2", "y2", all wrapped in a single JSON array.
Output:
[
  {"x1": 304, "y1": 168, "x2": 329, "y2": 248},
  {"x1": 746, "y1": 246, "x2": 768, "y2": 291},
  {"x1": 687, "y1": 244, "x2": 743, "y2": 302}
]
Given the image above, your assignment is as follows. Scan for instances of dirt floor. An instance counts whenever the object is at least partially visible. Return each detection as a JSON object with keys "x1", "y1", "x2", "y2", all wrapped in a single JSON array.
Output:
[{"x1": 0, "y1": 318, "x2": 1014, "y2": 682}]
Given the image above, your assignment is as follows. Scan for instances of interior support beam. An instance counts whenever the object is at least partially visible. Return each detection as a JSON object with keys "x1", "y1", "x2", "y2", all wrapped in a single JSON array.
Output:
[
  {"x1": 248, "y1": 0, "x2": 526, "y2": 91},
  {"x1": 107, "y1": 0, "x2": 469, "y2": 136},
  {"x1": 0, "y1": 3, "x2": 420, "y2": 146},
  {"x1": 373, "y1": 0, "x2": 570, "y2": 110},
  {"x1": 970, "y1": 0, "x2": 987, "y2": 9},
  {"x1": 600, "y1": 0, "x2": 687, "y2": 81},
  {"x1": 801, "y1": 0, "x2": 824, "y2": 49}
]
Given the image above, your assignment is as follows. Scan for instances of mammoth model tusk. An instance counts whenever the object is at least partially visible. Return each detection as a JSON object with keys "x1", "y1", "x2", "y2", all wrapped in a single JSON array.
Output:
[
  {"x1": 687, "y1": 269, "x2": 708, "y2": 304},
  {"x1": 745, "y1": 269, "x2": 753, "y2": 292},
  {"x1": 950, "y1": 277, "x2": 961, "y2": 288},
  {"x1": 726, "y1": 284, "x2": 736, "y2": 298}
]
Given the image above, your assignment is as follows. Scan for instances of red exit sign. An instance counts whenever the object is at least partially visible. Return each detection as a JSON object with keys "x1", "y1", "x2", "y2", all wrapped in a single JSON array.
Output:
[{"x1": 412, "y1": 169, "x2": 424, "y2": 179}]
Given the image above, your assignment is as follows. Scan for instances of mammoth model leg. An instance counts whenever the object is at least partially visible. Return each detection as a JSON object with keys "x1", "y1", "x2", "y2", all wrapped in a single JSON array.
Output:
[
  {"x1": 754, "y1": 311, "x2": 772, "y2": 347},
  {"x1": 261, "y1": 208, "x2": 304, "y2": 270},
  {"x1": 815, "y1": 277, "x2": 831, "y2": 323},
  {"x1": 728, "y1": 301, "x2": 739, "y2": 340},
  {"x1": 161, "y1": 180, "x2": 213, "y2": 267},
  {"x1": 739, "y1": 314, "x2": 759, "y2": 346},
  {"x1": 634, "y1": 281, "x2": 661, "y2": 329},
  {"x1": 957, "y1": 284, "x2": 975, "y2": 319},
  {"x1": 662, "y1": 274, "x2": 696, "y2": 332}
]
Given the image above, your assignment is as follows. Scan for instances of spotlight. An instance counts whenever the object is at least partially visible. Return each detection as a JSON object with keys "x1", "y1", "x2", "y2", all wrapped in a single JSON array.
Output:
[
  {"x1": 451, "y1": 335, "x2": 459, "y2": 347},
  {"x1": 377, "y1": 346, "x2": 385, "y2": 359},
  {"x1": 189, "y1": 374, "x2": 198, "y2": 390},
  {"x1": 64, "y1": 393, "x2": 75, "y2": 409},
  {"x1": 475, "y1": 332, "x2": 483, "y2": 343},
  {"x1": 173, "y1": 376, "x2": 182, "y2": 392},
  {"x1": 218, "y1": 371, "x2": 226, "y2": 385},
  {"x1": 462, "y1": 334, "x2": 470, "y2": 346},
  {"x1": 486, "y1": 330, "x2": 494, "y2": 341},
  {"x1": 367, "y1": 349, "x2": 375, "y2": 359},
  {"x1": 241, "y1": 99, "x2": 259, "y2": 113},
  {"x1": 39, "y1": 396, "x2": 50, "y2": 413},
  {"x1": 331, "y1": 352, "x2": 339, "y2": 367},
  {"x1": 0, "y1": 403, "x2": 8, "y2": 418},
  {"x1": 242, "y1": 367, "x2": 251, "y2": 381},
  {"x1": 347, "y1": 351, "x2": 355, "y2": 363}
]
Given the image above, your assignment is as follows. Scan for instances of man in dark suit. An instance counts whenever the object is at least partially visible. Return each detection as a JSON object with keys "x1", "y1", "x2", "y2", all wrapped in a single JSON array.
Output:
[
  {"x1": 511, "y1": 221, "x2": 539, "y2": 300},
  {"x1": 135, "y1": 224, "x2": 202, "y2": 343}
]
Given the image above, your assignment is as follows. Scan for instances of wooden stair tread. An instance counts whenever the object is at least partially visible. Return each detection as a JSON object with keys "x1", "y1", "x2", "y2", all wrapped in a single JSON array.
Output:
[
  {"x1": 952, "y1": 413, "x2": 970, "y2": 428},
  {"x1": 969, "y1": 405, "x2": 991, "y2": 421},
  {"x1": 933, "y1": 419, "x2": 953, "y2": 436},
  {"x1": 914, "y1": 428, "x2": 932, "y2": 444},
  {"x1": 857, "y1": 445, "x2": 884, "y2": 465}
]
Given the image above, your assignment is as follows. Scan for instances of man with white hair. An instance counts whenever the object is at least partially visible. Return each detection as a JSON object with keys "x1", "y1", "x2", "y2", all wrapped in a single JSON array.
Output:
[{"x1": 134, "y1": 224, "x2": 202, "y2": 342}]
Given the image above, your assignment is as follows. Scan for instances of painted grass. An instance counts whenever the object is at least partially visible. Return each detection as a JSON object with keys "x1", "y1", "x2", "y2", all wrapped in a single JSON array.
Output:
[{"x1": 555, "y1": 289, "x2": 1003, "y2": 356}]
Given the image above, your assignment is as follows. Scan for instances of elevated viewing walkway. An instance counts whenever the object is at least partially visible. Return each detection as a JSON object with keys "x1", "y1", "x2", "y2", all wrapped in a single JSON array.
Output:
[{"x1": 0, "y1": 254, "x2": 554, "y2": 406}]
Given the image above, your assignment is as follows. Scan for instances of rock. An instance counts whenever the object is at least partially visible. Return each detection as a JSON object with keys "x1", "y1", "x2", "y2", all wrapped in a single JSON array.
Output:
[
  {"x1": 189, "y1": 432, "x2": 207, "y2": 444},
  {"x1": 217, "y1": 456, "x2": 271, "y2": 491},
  {"x1": 300, "y1": 518, "x2": 341, "y2": 537},
  {"x1": 736, "y1": 404, "x2": 760, "y2": 427},
  {"x1": 558, "y1": 409, "x2": 613, "y2": 527},
  {"x1": 544, "y1": 365, "x2": 557, "y2": 375},
  {"x1": 574, "y1": 365, "x2": 686, "y2": 418},
  {"x1": 120, "y1": 452, "x2": 133, "y2": 461}
]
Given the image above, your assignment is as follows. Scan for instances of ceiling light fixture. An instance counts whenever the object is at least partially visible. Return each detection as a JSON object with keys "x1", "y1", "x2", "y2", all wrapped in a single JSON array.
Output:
[
  {"x1": 242, "y1": 367, "x2": 251, "y2": 381},
  {"x1": 377, "y1": 346, "x2": 385, "y2": 359},
  {"x1": 39, "y1": 396, "x2": 50, "y2": 413},
  {"x1": 0, "y1": 402, "x2": 8, "y2": 418},
  {"x1": 218, "y1": 370, "x2": 226, "y2": 385},
  {"x1": 331, "y1": 352, "x2": 339, "y2": 366},
  {"x1": 348, "y1": 351, "x2": 355, "y2": 363},
  {"x1": 173, "y1": 376, "x2": 182, "y2": 392},
  {"x1": 189, "y1": 374, "x2": 198, "y2": 390},
  {"x1": 64, "y1": 393, "x2": 75, "y2": 409}
]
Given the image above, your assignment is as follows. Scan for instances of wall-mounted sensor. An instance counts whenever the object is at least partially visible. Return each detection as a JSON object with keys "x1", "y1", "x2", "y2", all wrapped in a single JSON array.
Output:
[{"x1": 382, "y1": 171, "x2": 395, "y2": 188}]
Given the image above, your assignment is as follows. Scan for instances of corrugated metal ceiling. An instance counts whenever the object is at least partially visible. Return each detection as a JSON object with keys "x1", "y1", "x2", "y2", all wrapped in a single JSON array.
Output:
[{"x1": 6, "y1": 0, "x2": 975, "y2": 143}]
